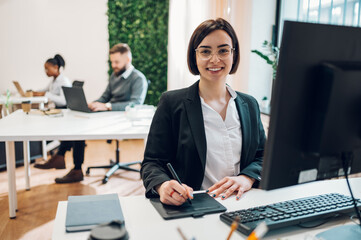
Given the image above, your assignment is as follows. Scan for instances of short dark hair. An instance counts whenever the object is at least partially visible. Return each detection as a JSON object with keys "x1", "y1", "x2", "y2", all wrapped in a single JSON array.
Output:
[
  {"x1": 109, "y1": 43, "x2": 131, "y2": 55},
  {"x1": 46, "y1": 54, "x2": 65, "y2": 68},
  {"x1": 187, "y1": 18, "x2": 240, "y2": 75}
]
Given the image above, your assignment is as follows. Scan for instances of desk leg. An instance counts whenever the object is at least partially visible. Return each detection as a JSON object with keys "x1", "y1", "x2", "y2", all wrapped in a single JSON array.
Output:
[
  {"x1": 42, "y1": 140, "x2": 47, "y2": 160},
  {"x1": 5, "y1": 141, "x2": 17, "y2": 218},
  {"x1": 23, "y1": 140, "x2": 31, "y2": 190}
]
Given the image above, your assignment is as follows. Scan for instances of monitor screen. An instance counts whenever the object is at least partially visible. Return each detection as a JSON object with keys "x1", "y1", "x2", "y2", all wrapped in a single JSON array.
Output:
[{"x1": 260, "y1": 21, "x2": 361, "y2": 190}]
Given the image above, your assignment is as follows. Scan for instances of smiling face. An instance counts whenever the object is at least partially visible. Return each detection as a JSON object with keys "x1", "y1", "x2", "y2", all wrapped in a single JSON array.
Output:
[{"x1": 195, "y1": 30, "x2": 233, "y2": 84}]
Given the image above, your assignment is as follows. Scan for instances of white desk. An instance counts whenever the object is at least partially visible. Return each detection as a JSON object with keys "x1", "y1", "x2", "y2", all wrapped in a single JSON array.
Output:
[
  {"x1": 0, "y1": 109, "x2": 151, "y2": 218},
  {"x1": 1, "y1": 96, "x2": 49, "y2": 159},
  {"x1": 0, "y1": 96, "x2": 48, "y2": 111},
  {"x1": 53, "y1": 178, "x2": 361, "y2": 240}
]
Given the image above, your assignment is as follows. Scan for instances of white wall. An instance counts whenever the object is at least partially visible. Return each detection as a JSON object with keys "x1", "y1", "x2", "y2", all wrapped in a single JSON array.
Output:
[
  {"x1": 167, "y1": 0, "x2": 210, "y2": 91},
  {"x1": 248, "y1": 0, "x2": 277, "y2": 103},
  {"x1": 0, "y1": 0, "x2": 109, "y2": 102},
  {"x1": 226, "y1": 0, "x2": 253, "y2": 93}
]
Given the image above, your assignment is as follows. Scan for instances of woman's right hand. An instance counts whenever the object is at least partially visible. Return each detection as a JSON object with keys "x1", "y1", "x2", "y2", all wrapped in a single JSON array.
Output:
[{"x1": 156, "y1": 180, "x2": 193, "y2": 206}]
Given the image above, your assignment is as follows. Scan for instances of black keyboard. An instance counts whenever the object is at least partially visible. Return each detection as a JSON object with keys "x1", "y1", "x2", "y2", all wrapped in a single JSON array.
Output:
[{"x1": 220, "y1": 193, "x2": 361, "y2": 235}]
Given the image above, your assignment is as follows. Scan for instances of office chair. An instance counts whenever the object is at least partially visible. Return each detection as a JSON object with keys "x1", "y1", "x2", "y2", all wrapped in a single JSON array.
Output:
[
  {"x1": 85, "y1": 79, "x2": 150, "y2": 184},
  {"x1": 86, "y1": 139, "x2": 141, "y2": 184},
  {"x1": 72, "y1": 80, "x2": 84, "y2": 88}
]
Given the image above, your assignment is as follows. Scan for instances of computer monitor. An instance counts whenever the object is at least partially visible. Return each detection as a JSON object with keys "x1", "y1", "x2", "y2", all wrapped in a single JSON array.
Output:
[
  {"x1": 261, "y1": 21, "x2": 361, "y2": 190},
  {"x1": 258, "y1": 21, "x2": 361, "y2": 238}
]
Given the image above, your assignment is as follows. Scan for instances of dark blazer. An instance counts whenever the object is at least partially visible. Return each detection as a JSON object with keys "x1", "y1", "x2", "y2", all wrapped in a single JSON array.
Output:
[{"x1": 141, "y1": 81, "x2": 266, "y2": 198}]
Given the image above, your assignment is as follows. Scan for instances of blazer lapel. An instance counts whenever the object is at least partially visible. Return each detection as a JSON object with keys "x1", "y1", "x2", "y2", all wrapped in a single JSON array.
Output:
[
  {"x1": 184, "y1": 81, "x2": 207, "y2": 170},
  {"x1": 235, "y1": 95, "x2": 251, "y2": 165}
]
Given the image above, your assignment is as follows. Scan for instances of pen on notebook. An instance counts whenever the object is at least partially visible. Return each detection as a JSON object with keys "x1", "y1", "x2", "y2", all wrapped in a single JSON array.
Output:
[
  {"x1": 166, "y1": 163, "x2": 192, "y2": 205},
  {"x1": 193, "y1": 190, "x2": 208, "y2": 194}
]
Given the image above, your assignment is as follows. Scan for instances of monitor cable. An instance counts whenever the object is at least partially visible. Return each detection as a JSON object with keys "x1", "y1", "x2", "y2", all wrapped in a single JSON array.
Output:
[{"x1": 341, "y1": 152, "x2": 361, "y2": 227}]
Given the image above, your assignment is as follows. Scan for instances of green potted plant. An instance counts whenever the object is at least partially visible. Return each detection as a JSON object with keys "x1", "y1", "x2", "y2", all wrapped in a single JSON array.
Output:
[
  {"x1": 261, "y1": 96, "x2": 270, "y2": 110},
  {"x1": 4, "y1": 89, "x2": 12, "y2": 116},
  {"x1": 251, "y1": 40, "x2": 279, "y2": 80},
  {"x1": 251, "y1": 40, "x2": 279, "y2": 111}
]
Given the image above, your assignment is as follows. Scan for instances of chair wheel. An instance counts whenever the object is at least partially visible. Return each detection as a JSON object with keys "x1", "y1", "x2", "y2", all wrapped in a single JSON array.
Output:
[{"x1": 102, "y1": 177, "x2": 108, "y2": 184}]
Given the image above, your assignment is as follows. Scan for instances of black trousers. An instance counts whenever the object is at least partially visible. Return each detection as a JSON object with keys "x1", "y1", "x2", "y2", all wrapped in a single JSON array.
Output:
[{"x1": 57, "y1": 141, "x2": 85, "y2": 170}]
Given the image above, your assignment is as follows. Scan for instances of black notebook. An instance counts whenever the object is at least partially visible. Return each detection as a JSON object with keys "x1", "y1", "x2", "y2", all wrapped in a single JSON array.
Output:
[
  {"x1": 150, "y1": 193, "x2": 227, "y2": 220},
  {"x1": 65, "y1": 194, "x2": 124, "y2": 232}
]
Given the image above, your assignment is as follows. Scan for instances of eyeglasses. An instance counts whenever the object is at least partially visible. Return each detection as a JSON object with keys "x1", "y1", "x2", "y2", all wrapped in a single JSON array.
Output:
[{"x1": 195, "y1": 46, "x2": 235, "y2": 60}]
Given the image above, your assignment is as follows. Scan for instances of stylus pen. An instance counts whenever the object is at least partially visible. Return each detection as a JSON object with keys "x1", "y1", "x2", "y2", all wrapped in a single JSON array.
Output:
[{"x1": 166, "y1": 163, "x2": 192, "y2": 205}]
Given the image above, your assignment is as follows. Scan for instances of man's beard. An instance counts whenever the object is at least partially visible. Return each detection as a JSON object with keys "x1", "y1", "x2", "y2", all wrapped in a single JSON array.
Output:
[{"x1": 114, "y1": 66, "x2": 127, "y2": 77}]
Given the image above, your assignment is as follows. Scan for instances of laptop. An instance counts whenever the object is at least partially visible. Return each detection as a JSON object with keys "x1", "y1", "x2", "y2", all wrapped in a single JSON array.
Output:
[
  {"x1": 13, "y1": 81, "x2": 26, "y2": 97},
  {"x1": 62, "y1": 86, "x2": 94, "y2": 113}
]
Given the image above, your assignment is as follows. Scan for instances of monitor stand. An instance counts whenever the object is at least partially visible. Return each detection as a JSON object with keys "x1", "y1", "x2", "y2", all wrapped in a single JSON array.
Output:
[
  {"x1": 316, "y1": 153, "x2": 361, "y2": 239},
  {"x1": 316, "y1": 225, "x2": 361, "y2": 240}
]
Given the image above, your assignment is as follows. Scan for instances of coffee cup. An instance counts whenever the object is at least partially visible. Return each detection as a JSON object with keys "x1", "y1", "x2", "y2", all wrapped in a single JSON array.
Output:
[
  {"x1": 21, "y1": 101, "x2": 31, "y2": 114},
  {"x1": 25, "y1": 90, "x2": 33, "y2": 97}
]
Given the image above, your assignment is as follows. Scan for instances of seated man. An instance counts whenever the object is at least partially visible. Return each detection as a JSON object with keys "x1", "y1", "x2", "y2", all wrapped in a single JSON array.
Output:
[{"x1": 34, "y1": 43, "x2": 148, "y2": 183}]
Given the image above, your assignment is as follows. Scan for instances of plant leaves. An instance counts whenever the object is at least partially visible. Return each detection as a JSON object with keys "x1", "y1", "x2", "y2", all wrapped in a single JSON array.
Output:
[{"x1": 108, "y1": 0, "x2": 169, "y2": 106}]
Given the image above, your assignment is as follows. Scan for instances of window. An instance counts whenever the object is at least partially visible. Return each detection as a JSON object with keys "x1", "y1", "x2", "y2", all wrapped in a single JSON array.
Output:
[{"x1": 277, "y1": 0, "x2": 361, "y2": 45}]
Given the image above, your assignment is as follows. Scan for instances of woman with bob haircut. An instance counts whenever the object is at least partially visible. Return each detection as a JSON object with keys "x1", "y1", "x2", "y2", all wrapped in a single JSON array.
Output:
[{"x1": 141, "y1": 18, "x2": 266, "y2": 206}]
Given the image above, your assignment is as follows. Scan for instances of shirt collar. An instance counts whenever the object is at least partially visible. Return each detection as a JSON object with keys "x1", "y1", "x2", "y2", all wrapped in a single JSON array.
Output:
[
  {"x1": 199, "y1": 84, "x2": 237, "y2": 104},
  {"x1": 226, "y1": 84, "x2": 237, "y2": 99},
  {"x1": 121, "y1": 64, "x2": 134, "y2": 79}
]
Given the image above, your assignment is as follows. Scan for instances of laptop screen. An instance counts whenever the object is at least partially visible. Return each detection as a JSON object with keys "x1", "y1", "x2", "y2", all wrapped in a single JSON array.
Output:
[
  {"x1": 13, "y1": 81, "x2": 26, "y2": 97},
  {"x1": 62, "y1": 86, "x2": 92, "y2": 113}
]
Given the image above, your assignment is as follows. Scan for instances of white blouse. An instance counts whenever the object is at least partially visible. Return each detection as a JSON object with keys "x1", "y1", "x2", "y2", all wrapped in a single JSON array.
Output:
[
  {"x1": 42, "y1": 73, "x2": 71, "y2": 107},
  {"x1": 200, "y1": 85, "x2": 243, "y2": 190}
]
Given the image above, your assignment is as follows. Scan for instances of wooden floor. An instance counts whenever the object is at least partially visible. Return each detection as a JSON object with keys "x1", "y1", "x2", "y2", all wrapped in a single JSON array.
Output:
[{"x1": 0, "y1": 139, "x2": 146, "y2": 240}]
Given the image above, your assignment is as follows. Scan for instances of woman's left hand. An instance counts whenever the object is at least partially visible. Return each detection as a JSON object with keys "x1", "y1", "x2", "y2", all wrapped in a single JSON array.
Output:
[{"x1": 207, "y1": 175, "x2": 255, "y2": 200}]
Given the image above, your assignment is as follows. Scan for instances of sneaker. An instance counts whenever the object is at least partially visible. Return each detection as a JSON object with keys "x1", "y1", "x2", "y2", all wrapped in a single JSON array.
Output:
[
  {"x1": 34, "y1": 155, "x2": 66, "y2": 169},
  {"x1": 55, "y1": 169, "x2": 84, "y2": 184}
]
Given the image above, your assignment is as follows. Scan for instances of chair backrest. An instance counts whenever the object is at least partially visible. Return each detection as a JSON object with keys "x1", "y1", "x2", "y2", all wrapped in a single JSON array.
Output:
[{"x1": 72, "y1": 80, "x2": 84, "y2": 88}]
